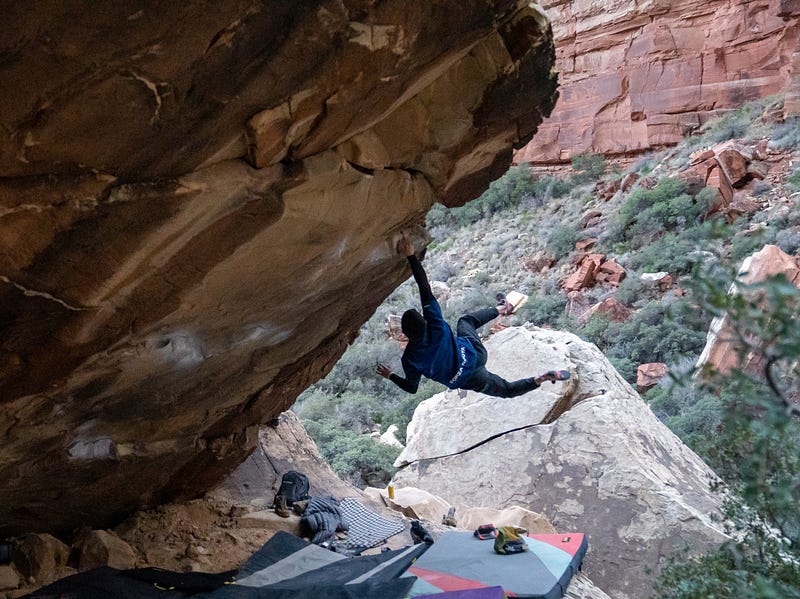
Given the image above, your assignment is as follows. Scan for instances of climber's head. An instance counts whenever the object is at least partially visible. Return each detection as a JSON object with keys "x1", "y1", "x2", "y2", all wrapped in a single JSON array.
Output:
[{"x1": 401, "y1": 309, "x2": 426, "y2": 343}]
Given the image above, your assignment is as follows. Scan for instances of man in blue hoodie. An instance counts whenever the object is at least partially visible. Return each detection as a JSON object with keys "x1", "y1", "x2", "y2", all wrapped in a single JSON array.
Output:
[{"x1": 376, "y1": 234, "x2": 568, "y2": 398}]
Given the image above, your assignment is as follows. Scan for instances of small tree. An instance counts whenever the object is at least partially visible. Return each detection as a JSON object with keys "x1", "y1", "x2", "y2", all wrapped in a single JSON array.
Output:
[{"x1": 652, "y1": 254, "x2": 800, "y2": 598}]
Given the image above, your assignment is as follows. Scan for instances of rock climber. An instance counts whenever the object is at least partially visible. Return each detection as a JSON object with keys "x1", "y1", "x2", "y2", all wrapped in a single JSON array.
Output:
[{"x1": 376, "y1": 233, "x2": 569, "y2": 398}]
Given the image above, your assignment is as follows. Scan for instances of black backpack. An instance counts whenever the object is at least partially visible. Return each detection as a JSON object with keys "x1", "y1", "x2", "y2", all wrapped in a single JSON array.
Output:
[{"x1": 277, "y1": 470, "x2": 309, "y2": 505}]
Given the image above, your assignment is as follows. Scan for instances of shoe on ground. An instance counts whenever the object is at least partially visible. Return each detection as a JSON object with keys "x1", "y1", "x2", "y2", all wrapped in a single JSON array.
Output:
[
  {"x1": 274, "y1": 494, "x2": 291, "y2": 518},
  {"x1": 442, "y1": 506, "x2": 457, "y2": 527}
]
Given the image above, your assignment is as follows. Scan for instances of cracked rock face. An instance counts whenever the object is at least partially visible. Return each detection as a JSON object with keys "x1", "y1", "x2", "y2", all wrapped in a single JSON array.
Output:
[
  {"x1": 393, "y1": 326, "x2": 726, "y2": 599},
  {"x1": 0, "y1": 2, "x2": 557, "y2": 536}
]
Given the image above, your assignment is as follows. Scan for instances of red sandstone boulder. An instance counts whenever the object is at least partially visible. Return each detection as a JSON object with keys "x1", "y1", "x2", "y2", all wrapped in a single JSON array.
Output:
[
  {"x1": 566, "y1": 291, "x2": 593, "y2": 322},
  {"x1": 523, "y1": 252, "x2": 556, "y2": 272},
  {"x1": 596, "y1": 259, "x2": 627, "y2": 286},
  {"x1": 583, "y1": 298, "x2": 634, "y2": 325},
  {"x1": 706, "y1": 164, "x2": 734, "y2": 212},
  {"x1": 723, "y1": 197, "x2": 763, "y2": 223},
  {"x1": 0, "y1": 2, "x2": 560, "y2": 537},
  {"x1": 637, "y1": 363, "x2": 669, "y2": 392},
  {"x1": 563, "y1": 259, "x2": 598, "y2": 292},
  {"x1": 580, "y1": 209, "x2": 603, "y2": 228},
  {"x1": 715, "y1": 144, "x2": 751, "y2": 185},
  {"x1": 620, "y1": 172, "x2": 640, "y2": 192},
  {"x1": 564, "y1": 254, "x2": 626, "y2": 291},
  {"x1": 696, "y1": 245, "x2": 800, "y2": 375}
]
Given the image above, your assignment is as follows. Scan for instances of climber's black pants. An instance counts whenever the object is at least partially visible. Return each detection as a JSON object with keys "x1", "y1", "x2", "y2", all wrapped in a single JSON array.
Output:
[{"x1": 456, "y1": 308, "x2": 540, "y2": 398}]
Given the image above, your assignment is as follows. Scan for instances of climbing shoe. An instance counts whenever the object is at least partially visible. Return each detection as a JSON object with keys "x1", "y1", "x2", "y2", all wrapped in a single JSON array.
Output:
[
  {"x1": 473, "y1": 524, "x2": 498, "y2": 540},
  {"x1": 442, "y1": 506, "x2": 457, "y2": 527},
  {"x1": 545, "y1": 369, "x2": 570, "y2": 384},
  {"x1": 274, "y1": 494, "x2": 290, "y2": 518}
]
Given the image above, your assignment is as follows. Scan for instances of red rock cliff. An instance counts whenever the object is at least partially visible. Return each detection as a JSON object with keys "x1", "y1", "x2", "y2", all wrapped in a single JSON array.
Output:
[{"x1": 516, "y1": 0, "x2": 800, "y2": 163}]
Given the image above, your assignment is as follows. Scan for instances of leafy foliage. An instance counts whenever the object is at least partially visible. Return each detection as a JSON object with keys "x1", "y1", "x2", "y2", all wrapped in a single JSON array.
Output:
[
  {"x1": 545, "y1": 222, "x2": 585, "y2": 260},
  {"x1": 616, "y1": 178, "x2": 709, "y2": 246},
  {"x1": 787, "y1": 166, "x2": 800, "y2": 192},
  {"x1": 577, "y1": 299, "x2": 709, "y2": 384},
  {"x1": 769, "y1": 116, "x2": 800, "y2": 151},
  {"x1": 426, "y1": 164, "x2": 548, "y2": 229},
  {"x1": 651, "y1": 256, "x2": 800, "y2": 597},
  {"x1": 570, "y1": 152, "x2": 607, "y2": 183}
]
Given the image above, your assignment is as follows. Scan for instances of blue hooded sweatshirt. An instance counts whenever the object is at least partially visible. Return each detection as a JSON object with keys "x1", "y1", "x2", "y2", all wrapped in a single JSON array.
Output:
[{"x1": 390, "y1": 255, "x2": 478, "y2": 392}]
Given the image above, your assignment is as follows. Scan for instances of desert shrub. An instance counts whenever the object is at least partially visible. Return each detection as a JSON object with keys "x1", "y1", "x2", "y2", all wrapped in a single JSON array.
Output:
[
  {"x1": 730, "y1": 227, "x2": 778, "y2": 262},
  {"x1": 752, "y1": 180, "x2": 772, "y2": 196},
  {"x1": 646, "y1": 383, "x2": 723, "y2": 460},
  {"x1": 787, "y1": 167, "x2": 800, "y2": 192},
  {"x1": 304, "y1": 420, "x2": 401, "y2": 487},
  {"x1": 653, "y1": 545, "x2": 800, "y2": 599},
  {"x1": 426, "y1": 164, "x2": 546, "y2": 229},
  {"x1": 441, "y1": 287, "x2": 495, "y2": 324},
  {"x1": 578, "y1": 299, "x2": 709, "y2": 385},
  {"x1": 571, "y1": 152, "x2": 607, "y2": 183},
  {"x1": 775, "y1": 228, "x2": 800, "y2": 256},
  {"x1": 545, "y1": 222, "x2": 584, "y2": 259},
  {"x1": 703, "y1": 109, "x2": 751, "y2": 144},
  {"x1": 696, "y1": 98, "x2": 776, "y2": 147},
  {"x1": 427, "y1": 253, "x2": 462, "y2": 281},
  {"x1": 520, "y1": 292, "x2": 568, "y2": 327},
  {"x1": 529, "y1": 175, "x2": 575, "y2": 203},
  {"x1": 769, "y1": 116, "x2": 800, "y2": 150},
  {"x1": 618, "y1": 178, "x2": 708, "y2": 245},
  {"x1": 625, "y1": 229, "x2": 706, "y2": 274},
  {"x1": 613, "y1": 276, "x2": 651, "y2": 306}
]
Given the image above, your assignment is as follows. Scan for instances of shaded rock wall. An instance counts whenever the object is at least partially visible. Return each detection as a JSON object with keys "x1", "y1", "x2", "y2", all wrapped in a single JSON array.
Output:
[
  {"x1": 393, "y1": 326, "x2": 726, "y2": 599},
  {"x1": 516, "y1": 0, "x2": 800, "y2": 163},
  {"x1": 0, "y1": 1, "x2": 557, "y2": 536}
]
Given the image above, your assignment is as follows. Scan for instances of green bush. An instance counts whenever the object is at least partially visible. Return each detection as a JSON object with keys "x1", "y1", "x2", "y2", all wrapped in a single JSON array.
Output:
[
  {"x1": 545, "y1": 222, "x2": 584, "y2": 259},
  {"x1": 652, "y1": 259, "x2": 800, "y2": 597},
  {"x1": 304, "y1": 419, "x2": 401, "y2": 486},
  {"x1": 787, "y1": 167, "x2": 800, "y2": 192},
  {"x1": 613, "y1": 276, "x2": 651, "y2": 306},
  {"x1": 730, "y1": 227, "x2": 778, "y2": 262},
  {"x1": 425, "y1": 164, "x2": 546, "y2": 230},
  {"x1": 653, "y1": 544, "x2": 800, "y2": 599},
  {"x1": 571, "y1": 153, "x2": 607, "y2": 183},
  {"x1": 520, "y1": 292, "x2": 568, "y2": 327},
  {"x1": 769, "y1": 116, "x2": 800, "y2": 150},
  {"x1": 625, "y1": 229, "x2": 708, "y2": 274},
  {"x1": 646, "y1": 383, "x2": 723, "y2": 460},
  {"x1": 618, "y1": 178, "x2": 709, "y2": 246},
  {"x1": 530, "y1": 175, "x2": 574, "y2": 202},
  {"x1": 578, "y1": 300, "x2": 709, "y2": 384},
  {"x1": 775, "y1": 228, "x2": 800, "y2": 256}
]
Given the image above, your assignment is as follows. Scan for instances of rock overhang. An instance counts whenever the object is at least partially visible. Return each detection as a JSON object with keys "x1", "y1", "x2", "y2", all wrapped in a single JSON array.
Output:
[{"x1": 0, "y1": 1, "x2": 558, "y2": 535}]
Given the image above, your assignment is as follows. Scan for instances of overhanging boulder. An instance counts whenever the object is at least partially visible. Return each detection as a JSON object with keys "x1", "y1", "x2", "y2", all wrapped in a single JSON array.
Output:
[{"x1": 0, "y1": 2, "x2": 557, "y2": 536}]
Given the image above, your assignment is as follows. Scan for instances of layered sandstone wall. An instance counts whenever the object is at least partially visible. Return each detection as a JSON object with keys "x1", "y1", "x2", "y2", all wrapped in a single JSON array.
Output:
[
  {"x1": 0, "y1": 1, "x2": 557, "y2": 535},
  {"x1": 516, "y1": 0, "x2": 800, "y2": 163}
]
